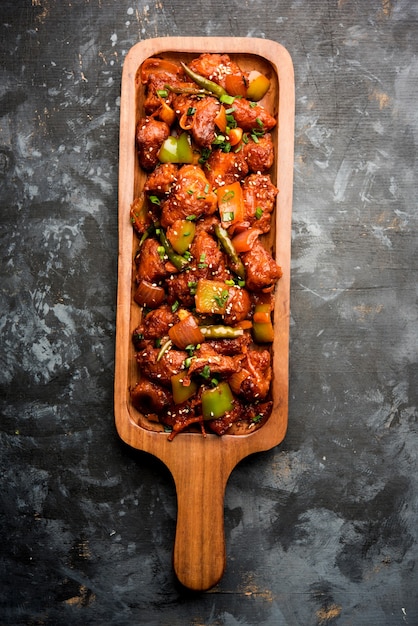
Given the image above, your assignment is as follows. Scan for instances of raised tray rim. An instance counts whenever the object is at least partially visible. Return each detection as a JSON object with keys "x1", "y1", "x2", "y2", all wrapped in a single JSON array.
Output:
[{"x1": 115, "y1": 36, "x2": 294, "y2": 467}]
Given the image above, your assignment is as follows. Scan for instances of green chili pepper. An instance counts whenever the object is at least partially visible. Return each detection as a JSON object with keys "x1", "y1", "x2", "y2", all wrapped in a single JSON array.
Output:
[
  {"x1": 201, "y1": 381, "x2": 234, "y2": 420},
  {"x1": 199, "y1": 325, "x2": 244, "y2": 339},
  {"x1": 164, "y1": 83, "x2": 213, "y2": 97},
  {"x1": 180, "y1": 62, "x2": 228, "y2": 100},
  {"x1": 138, "y1": 223, "x2": 155, "y2": 246},
  {"x1": 214, "y1": 223, "x2": 245, "y2": 279},
  {"x1": 159, "y1": 228, "x2": 190, "y2": 271}
]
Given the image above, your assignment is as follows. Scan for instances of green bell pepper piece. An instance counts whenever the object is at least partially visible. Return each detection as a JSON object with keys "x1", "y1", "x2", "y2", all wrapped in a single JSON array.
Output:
[
  {"x1": 169, "y1": 219, "x2": 196, "y2": 255},
  {"x1": 171, "y1": 372, "x2": 198, "y2": 404},
  {"x1": 159, "y1": 228, "x2": 190, "y2": 272},
  {"x1": 201, "y1": 381, "x2": 234, "y2": 420},
  {"x1": 158, "y1": 133, "x2": 194, "y2": 164},
  {"x1": 252, "y1": 302, "x2": 274, "y2": 343}
]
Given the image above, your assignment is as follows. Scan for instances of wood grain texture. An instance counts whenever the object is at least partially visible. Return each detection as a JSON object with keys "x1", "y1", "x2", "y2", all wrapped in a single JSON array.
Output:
[{"x1": 115, "y1": 37, "x2": 294, "y2": 590}]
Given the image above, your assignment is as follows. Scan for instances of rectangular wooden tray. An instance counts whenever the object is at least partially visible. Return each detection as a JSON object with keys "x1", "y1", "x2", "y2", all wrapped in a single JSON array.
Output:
[{"x1": 115, "y1": 37, "x2": 294, "y2": 591}]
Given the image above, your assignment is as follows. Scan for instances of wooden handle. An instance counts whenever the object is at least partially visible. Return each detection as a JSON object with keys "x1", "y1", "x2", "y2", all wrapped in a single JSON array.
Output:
[
  {"x1": 116, "y1": 37, "x2": 293, "y2": 591},
  {"x1": 171, "y1": 451, "x2": 229, "y2": 591}
]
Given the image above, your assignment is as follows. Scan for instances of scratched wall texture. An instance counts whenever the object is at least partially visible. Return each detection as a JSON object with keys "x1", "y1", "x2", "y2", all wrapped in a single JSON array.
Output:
[{"x1": 0, "y1": 0, "x2": 417, "y2": 625}]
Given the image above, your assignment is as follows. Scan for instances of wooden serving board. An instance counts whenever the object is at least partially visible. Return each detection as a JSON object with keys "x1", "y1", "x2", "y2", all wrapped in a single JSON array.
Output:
[{"x1": 115, "y1": 37, "x2": 294, "y2": 591}]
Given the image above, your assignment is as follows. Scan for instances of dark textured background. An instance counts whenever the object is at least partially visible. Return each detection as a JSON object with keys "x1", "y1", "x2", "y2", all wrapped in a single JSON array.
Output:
[{"x1": 1, "y1": 1, "x2": 417, "y2": 624}]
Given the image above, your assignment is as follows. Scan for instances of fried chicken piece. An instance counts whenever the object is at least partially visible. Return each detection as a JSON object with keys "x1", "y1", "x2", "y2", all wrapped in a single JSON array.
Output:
[
  {"x1": 184, "y1": 343, "x2": 244, "y2": 382},
  {"x1": 205, "y1": 149, "x2": 249, "y2": 187},
  {"x1": 206, "y1": 332, "x2": 251, "y2": 356},
  {"x1": 194, "y1": 215, "x2": 221, "y2": 236},
  {"x1": 241, "y1": 238, "x2": 282, "y2": 291},
  {"x1": 243, "y1": 133, "x2": 274, "y2": 173},
  {"x1": 243, "y1": 401, "x2": 273, "y2": 423},
  {"x1": 136, "y1": 117, "x2": 170, "y2": 171},
  {"x1": 136, "y1": 341, "x2": 187, "y2": 387},
  {"x1": 160, "y1": 165, "x2": 218, "y2": 227},
  {"x1": 166, "y1": 238, "x2": 228, "y2": 306},
  {"x1": 144, "y1": 163, "x2": 178, "y2": 196},
  {"x1": 139, "y1": 305, "x2": 180, "y2": 340},
  {"x1": 206, "y1": 401, "x2": 244, "y2": 436},
  {"x1": 237, "y1": 348, "x2": 272, "y2": 401},
  {"x1": 189, "y1": 53, "x2": 246, "y2": 90},
  {"x1": 191, "y1": 96, "x2": 220, "y2": 149},
  {"x1": 163, "y1": 403, "x2": 206, "y2": 440},
  {"x1": 143, "y1": 68, "x2": 191, "y2": 114},
  {"x1": 135, "y1": 238, "x2": 168, "y2": 284},
  {"x1": 131, "y1": 378, "x2": 172, "y2": 415},
  {"x1": 230, "y1": 98, "x2": 276, "y2": 132},
  {"x1": 172, "y1": 93, "x2": 197, "y2": 118},
  {"x1": 226, "y1": 400, "x2": 273, "y2": 434},
  {"x1": 242, "y1": 173, "x2": 278, "y2": 233},
  {"x1": 223, "y1": 286, "x2": 251, "y2": 325},
  {"x1": 167, "y1": 270, "x2": 202, "y2": 308},
  {"x1": 189, "y1": 230, "x2": 226, "y2": 277}
]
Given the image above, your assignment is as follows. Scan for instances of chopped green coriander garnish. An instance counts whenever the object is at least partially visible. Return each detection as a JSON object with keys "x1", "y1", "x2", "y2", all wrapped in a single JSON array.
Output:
[
  {"x1": 201, "y1": 365, "x2": 211, "y2": 379},
  {"x1": 212, "y1": 134, "x2": 226, "y2": 145},
  {"x1": 198, "y1": 252, "x2": 208, "y2": 269},
  {"x1": 214, "y1": 289, "x2": 229, "y2": 308},
  {"x1": 198, "y1": 147, "x2": 211, "y2": 165},
  {"x1": 188, "y1": 280, "x2": 197, "y2": 294}
]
